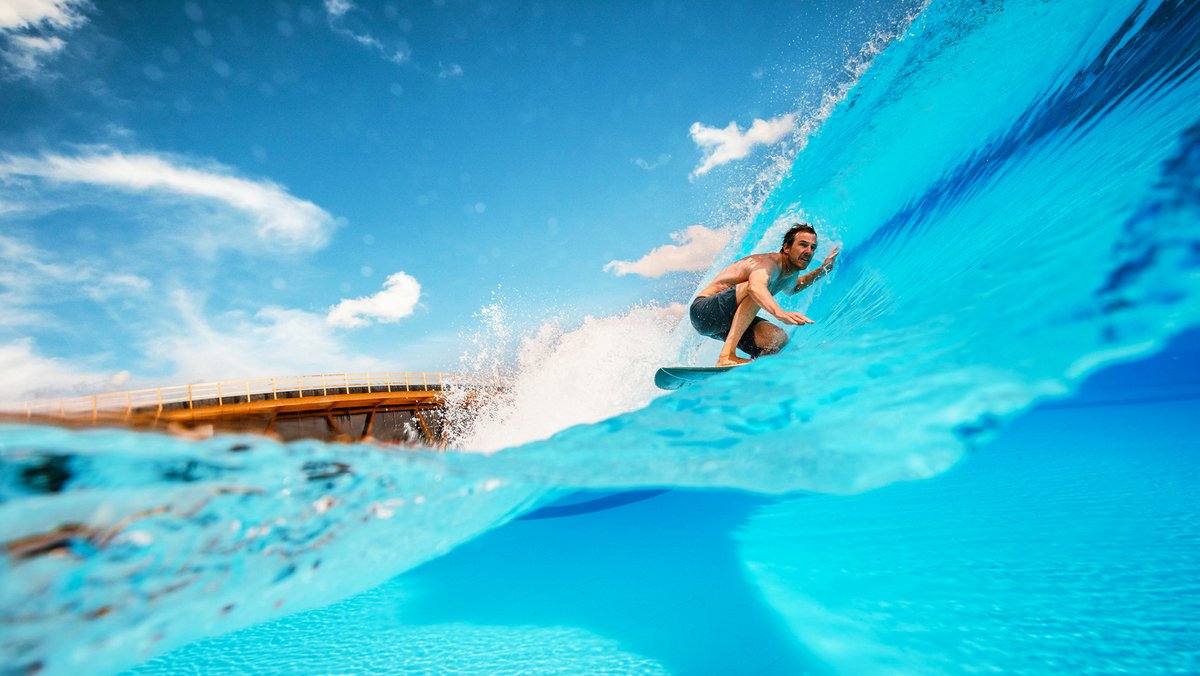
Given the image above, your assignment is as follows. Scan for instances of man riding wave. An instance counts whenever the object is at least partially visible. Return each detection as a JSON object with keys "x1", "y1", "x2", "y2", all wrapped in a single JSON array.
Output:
[{"x1": 690, "y1": 223, "x2": 838, "y2": 366}]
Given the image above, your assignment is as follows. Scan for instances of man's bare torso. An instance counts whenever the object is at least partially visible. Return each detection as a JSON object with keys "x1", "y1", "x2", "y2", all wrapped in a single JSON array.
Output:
[{"x1": 696, "y1": 252, "x2": 798, "y2": 298}]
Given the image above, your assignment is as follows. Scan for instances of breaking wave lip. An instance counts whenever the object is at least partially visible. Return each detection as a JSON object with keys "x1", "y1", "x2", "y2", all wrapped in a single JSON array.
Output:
[
  {"x1": 442, "y1": 303, "x2": 688, "y2": 453},
  {"x1": 703, "y1": 0, "x2": 931, "y2": 269}
]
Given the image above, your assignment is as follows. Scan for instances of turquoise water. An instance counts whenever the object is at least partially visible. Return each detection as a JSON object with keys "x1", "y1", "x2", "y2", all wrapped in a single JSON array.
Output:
[
  {"x1": 125, "y1": 341, "x2": 1200, "y2": 674},
  {"x1": 4, "y1": 0, "x2": 1200, "y2": 672}
]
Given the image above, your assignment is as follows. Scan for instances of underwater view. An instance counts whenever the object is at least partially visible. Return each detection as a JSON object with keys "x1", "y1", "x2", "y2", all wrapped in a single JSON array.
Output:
[{"x1": 2, "y1": 0, "x2": 1199, "y2": 672}]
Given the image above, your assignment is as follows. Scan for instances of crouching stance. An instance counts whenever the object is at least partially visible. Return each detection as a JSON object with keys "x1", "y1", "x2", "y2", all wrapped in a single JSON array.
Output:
[{"x1": 690, "y1": 223, "x2": 838, "y2": 366}]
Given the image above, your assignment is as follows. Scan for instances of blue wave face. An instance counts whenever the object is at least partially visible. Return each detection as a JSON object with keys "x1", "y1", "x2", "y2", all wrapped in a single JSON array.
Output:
[
  {"x1": 2, "y1": 0, "x2": 1199, "y2": 672},
  {"x1": 506, "y1": 0, "x2": 1200, "y2": 494}
]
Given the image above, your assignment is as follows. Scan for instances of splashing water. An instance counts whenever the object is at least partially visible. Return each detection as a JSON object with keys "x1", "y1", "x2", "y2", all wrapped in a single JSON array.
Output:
[
  {"x1": 3, "y1": 0, "x2": 1199, "y2": 672},
  {"x1": 446, "y1": 303, "x2": 687, "y2": 452}
]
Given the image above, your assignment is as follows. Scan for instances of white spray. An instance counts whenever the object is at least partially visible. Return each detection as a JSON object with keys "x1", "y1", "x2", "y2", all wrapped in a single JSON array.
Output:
[{"x1": 447, "y1": 303, "x2": 688, "y2": 452}]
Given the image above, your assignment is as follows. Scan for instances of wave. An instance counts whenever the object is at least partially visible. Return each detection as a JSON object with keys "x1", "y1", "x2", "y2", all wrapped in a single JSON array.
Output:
[
  {"x1": 3, "y1": 0, "x2": 1199, "y2": 672},
  {"x1": 495, "y1": 0, "x2": 1200, "y2": 494}
]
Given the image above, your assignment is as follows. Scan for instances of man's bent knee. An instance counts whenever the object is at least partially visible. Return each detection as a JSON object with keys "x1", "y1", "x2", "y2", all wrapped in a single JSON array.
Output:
[{"x1": 755, "y1": 323, "x2": 788, "y2": 355}]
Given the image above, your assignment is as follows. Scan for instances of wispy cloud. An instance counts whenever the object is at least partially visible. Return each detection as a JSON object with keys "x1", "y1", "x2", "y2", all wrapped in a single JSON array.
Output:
[
  {"x1": 634, "y1": 153, "x2": 671, "y2": 171},
  {"x1": 143, "y1": 291, "x2": 387, "y2": 384},
  {"x1": 604, "y1": 225, "x2": 730, "y2": 278},
  {"x1": 689, "y1": 114, "x2": 796, "y2": 179},
  {"x1": 0, "y1": 233, "x2": 151, "y2": 330},
  {"x1": 84, "y1": 272, "x2": 151, "y2": 302},
  {"x1": 0, "y1": 0, "x2": 88, "y2": 77},
  {"x1": 4, "y1": 34, "x2": 64, "y2": 72},
  {"x1": 0, "y1": 234, "x2": 148, "y2": 403},
  {"x1": 438, "y1": 62, "x2": 463, "y2": 78},
  {"x1": 0, "y1": 337, "x2": 127, "y2": 404},
  {"x1": 2, "y1": 276, "x2": 405, "y2": 399},
  {"x1": 0, "y1": 150, "x2": 338, "y2": 253},
  {"x1": 323, "y1": 0, "x2": 352, "y2": 18},
  {"x1": 323, "y1": 0, "x2": 411, "y2": 65},
  {"x1": 327, "y1": 271, "x2": 421, "y2": 328}
]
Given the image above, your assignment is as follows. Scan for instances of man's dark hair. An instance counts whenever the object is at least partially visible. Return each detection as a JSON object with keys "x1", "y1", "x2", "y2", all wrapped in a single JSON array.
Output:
[{"x1": 781, "y1": 223, "x2": 817, "y2": 252}]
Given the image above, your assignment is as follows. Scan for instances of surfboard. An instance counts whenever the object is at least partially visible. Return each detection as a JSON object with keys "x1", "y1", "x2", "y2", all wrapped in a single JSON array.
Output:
[{"x1": 654, "y1": 365, "x2": 736, "y2": 390}]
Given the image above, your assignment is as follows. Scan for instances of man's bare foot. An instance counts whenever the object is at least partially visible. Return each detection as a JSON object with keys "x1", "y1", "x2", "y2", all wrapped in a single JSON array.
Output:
[{"x1": 715, "y1": 355, "x2": 752, "y2": 367}]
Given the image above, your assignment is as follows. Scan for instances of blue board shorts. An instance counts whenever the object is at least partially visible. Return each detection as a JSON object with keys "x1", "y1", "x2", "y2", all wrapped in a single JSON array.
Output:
[{"x1": 689, "y1": 287, "x2": 767, "y2": 358}]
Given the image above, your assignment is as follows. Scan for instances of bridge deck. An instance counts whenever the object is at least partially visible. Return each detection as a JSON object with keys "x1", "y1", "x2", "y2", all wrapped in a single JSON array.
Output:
[{"x1": 7, "y1": 372, "x2": 496, "y2": 445}]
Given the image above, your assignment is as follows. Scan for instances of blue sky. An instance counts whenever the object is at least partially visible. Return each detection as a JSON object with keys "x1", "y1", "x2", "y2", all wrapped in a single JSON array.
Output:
[{"x1": 0, "y1": 0, "x2": 913, "y2": 401}]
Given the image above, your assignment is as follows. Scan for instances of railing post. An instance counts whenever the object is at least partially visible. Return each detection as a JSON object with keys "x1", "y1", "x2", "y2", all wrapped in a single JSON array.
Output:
[
  {"x1": 272, "y1": 378, "x2": 278, "y2": 400},
  {"x1": 188, "y1": 384, "x2": 194, "y2": 409},
  {"x1": 343, "y1": 373, "x2": 349, "y2": 394},
  {"x1": 386, "y1": 372, "x2": 393, "y2": 392},
  {"x1": 322, "y1": 374, "x2": 328, "y2": 397},
  {"x1": 245, "y1": 379, "x2": 251, "y2": 402},
  {"x1": 217, "y1": 381, "x2": 223, "y2": 406}
]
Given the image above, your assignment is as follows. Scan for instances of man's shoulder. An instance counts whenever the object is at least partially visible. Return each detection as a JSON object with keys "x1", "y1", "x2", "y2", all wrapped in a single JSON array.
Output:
[
  {"x1": 745, "y1": 252, "x2": 783, "y2": 269},
  {"x1": 720, "y1": 252, "x2": 781, "y2": 280}
]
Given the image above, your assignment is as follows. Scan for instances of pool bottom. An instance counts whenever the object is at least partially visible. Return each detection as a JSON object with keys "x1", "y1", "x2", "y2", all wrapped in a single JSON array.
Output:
[{"x1": 129, "y1": 487, "x2": 817, "y2": 674}]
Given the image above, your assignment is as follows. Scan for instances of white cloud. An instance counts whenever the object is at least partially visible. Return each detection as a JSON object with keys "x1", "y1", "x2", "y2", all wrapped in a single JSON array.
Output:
[
  {"x1": 323, "y1": 0, "x2": 411, "y2": 65},
  {"x1": 0, "y1": 0, "x2": 85, "y2": 30},
  {"x1": 3, "y1": 33, "x2": 62, "y2": 71},
  {"x1": 327, "y1": 271, "x2": 421, "y2": 328},
  {"x1": 0, "y1": 0, "x2": 88, "y2": 76},
  {"x1": 438, "y1": 63, "x2": 463, "y2": 78},
  {"x1": 143, "y1": 291, "x2": 387, "y2": 384},
  {"x1": 0, "y1": 150, "x2": 337, "y2": 253},
  {"x1": 323, "y1": 0, "x2": 352, "y2": 19},
  {"x1": 0, "y1": 337, "x2": 125, "y2": 405},
  {"x1": 604, "y1": 225, "x2": 731, "y2": 278},
  {"x1": 689, "y1": 113, "x2": 796, "y2": 179}
]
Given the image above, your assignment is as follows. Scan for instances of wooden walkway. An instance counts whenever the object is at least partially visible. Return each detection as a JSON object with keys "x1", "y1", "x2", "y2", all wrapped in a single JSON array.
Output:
[{"x1": 11, "y1": 372, "x2": 495, "y2": 444}]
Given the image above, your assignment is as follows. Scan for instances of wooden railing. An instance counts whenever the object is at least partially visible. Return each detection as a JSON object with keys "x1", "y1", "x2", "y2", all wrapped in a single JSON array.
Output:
[{"x1": 18, "y1": 371, "x2": 492, "y2": 421}]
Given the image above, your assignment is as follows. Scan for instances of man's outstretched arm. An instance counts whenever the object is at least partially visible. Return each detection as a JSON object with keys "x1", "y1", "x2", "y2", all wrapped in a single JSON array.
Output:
[{"x1": 793, "y1": 247, "x2": 840, "y2": 294}]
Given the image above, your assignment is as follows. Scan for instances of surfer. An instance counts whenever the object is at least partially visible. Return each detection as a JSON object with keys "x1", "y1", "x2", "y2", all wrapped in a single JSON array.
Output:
[{"x1": 690, "y1": 223, "x2": 838, "y2": 366}]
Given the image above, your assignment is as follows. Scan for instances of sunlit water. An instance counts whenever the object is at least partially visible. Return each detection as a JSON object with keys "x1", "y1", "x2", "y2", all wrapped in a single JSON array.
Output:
[{"x1": 3, "y1": 0, "x2": 1199, "y2": 672}]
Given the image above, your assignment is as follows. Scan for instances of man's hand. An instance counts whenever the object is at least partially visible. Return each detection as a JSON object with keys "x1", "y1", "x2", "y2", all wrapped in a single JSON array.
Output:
[
  {"x1": 792, "y1": 245, "x2": 841, "y2": 295},
  {"x1": 774, "y1": 310, "x2": 814, "y2": 325},
  {"x1": 820, "y1": 247, "x2": 840, "y2": 272}
]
